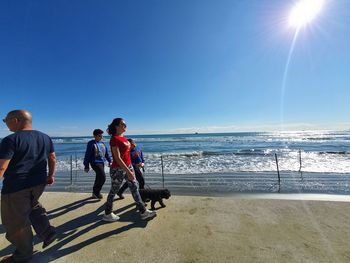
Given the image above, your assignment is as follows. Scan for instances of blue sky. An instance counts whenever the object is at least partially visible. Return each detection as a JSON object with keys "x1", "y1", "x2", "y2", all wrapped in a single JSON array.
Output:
[{"x1": 1, "y1": 0, "x2": 349, "y2": 137}]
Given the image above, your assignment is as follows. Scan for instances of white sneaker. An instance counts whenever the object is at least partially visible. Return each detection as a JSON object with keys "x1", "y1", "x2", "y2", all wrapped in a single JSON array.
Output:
[
  {"x1": 102, "y1": 212, "x2": 120, "y2": 222},
  {"x1": 141, "y1": 209, "x2": 157, "y2": 220}
]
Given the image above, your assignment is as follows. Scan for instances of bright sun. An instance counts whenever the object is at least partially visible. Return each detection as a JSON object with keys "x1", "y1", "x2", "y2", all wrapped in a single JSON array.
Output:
[{"x1": 289, "y1": 0, "x2": 325, "y2": 28}]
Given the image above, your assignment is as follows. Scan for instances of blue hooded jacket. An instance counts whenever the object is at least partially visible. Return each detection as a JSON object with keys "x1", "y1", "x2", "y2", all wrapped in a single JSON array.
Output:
[{"x1": 83, "y1": 140, "x2": 112, "y2": 169}]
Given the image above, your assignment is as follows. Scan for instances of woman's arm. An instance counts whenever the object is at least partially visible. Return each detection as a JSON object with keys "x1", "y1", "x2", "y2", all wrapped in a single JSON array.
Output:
[{"x1": 111, "y1": 145, "x2": 135, "y2": 180}]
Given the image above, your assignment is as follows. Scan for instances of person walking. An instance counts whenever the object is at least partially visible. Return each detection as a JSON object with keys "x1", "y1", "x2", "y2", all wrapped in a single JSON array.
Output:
[
  {"x1": 103, "y1": 118, "x2": 156, "y2": 222},
  {"x1": 0, "y1": 110, "x2": 57, "y2": 262},
  {"x1": 83, "y1": 129, "x2": 111, "y2": 199},
  {"x1": 117, "y1": 138, "x2": 145, "y2": 199}
]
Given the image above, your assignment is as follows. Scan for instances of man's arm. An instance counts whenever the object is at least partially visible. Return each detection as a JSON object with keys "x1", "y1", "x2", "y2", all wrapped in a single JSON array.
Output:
[
  {"x1": 83, "y1": 141, "x2": 93, "y2": 172},
  {"x1": 0, "y1": 159, "x2": 11, "y2": 178},
  {"x1": 47, "y1": 152, "x2": 56, "y2": 185}
]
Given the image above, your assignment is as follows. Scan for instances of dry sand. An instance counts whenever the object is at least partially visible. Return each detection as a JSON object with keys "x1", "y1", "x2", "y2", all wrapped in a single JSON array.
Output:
[{"x1": 1, "y1": 192, "x2": 350, "y2": 263}]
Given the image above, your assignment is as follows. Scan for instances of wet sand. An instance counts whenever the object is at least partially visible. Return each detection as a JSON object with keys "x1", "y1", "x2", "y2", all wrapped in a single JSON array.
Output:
[{"x1": 1, "y1": 192, "x2": 350, "y2": 262}]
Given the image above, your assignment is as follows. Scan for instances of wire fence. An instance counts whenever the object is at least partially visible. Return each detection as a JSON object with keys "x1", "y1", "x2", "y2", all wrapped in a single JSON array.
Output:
[{"x1": 50, "y1": 150, "x2": 350, "y2": 195}]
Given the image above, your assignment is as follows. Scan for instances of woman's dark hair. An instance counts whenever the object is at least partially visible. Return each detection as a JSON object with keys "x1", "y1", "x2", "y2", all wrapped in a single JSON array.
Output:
[{"x1": 107, "y1": 118, "x2": 123, "y2": 135}]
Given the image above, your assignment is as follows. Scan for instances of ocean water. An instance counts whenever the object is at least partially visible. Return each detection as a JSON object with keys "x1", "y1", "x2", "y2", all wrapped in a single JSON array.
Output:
[
  {"x1": 53, "y1": 130, "x2": 350, "y2": 174},
  {"x1": 1, "y1": 130, "x2": 350, "y2": 194}
]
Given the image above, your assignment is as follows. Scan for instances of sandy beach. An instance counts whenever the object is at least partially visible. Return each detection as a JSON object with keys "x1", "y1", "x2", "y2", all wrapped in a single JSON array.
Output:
[{"x1": 1, "y1": 192, "x2": 350, "y2": 263}]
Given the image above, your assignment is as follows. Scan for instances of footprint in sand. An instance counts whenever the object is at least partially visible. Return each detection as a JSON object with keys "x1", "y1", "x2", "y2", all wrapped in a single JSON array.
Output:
[{"x1": 189, "y1": 208, "x2": 197, "y2": 215}]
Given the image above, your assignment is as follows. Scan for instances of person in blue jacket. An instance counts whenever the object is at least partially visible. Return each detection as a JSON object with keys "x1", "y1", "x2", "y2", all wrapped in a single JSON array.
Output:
[
  {"x1": 83, "y1": 129, "x2": 112, "y2": 199},
  {"x1": 117, "y1": 138, "x2": 145, "y2": 199}
]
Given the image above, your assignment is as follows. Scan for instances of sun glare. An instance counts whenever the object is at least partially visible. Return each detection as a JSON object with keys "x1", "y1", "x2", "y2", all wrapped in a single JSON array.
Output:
[{"x1": 289, "y1": 0, "x2": 325, "y2": 28}]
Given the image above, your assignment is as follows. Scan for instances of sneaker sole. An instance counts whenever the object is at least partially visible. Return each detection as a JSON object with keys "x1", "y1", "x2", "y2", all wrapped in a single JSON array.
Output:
[{"x1": 102, "y1": 217, "x2": 120, "y2": 222}]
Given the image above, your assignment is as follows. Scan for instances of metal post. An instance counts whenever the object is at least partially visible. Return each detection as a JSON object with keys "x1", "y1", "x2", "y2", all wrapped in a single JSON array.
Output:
[
  {"x1": 275, "y1": 153, "x2": 281, "y2": 192},
  {"x1": 161, "y1": 155, "x2": 164, "y2": 188},
  {"x1": 298, "y1": 149, "x2": 303, "y2": 180},
  {"x1": 70, "y1": 155, "x2": 73, "y2": 185},
  {"x1": 75, "y1": 152, "x2": 78, "y2": 182}
]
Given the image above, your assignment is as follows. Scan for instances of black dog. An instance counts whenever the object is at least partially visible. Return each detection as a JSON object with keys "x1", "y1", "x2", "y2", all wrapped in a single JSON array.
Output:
[{"x1": 139, "y1": 188, "x2": 171, "y2": 210}]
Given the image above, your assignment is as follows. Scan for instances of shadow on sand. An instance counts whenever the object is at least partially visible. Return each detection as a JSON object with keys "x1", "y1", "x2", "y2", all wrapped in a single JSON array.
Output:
[{"x1": 0, "y1": 197, "x2": 154, "y2": 262}]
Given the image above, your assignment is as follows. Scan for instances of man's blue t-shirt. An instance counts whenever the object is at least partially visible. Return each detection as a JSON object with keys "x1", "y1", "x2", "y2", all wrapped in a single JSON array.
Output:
[{"x1": 0, "y1": 130, "x2": 54, "y2": 194}]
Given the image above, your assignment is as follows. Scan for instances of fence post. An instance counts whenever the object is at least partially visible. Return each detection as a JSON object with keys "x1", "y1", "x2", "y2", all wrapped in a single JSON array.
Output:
[
  {"x1": 161, "y1": 155, "x2": 164, "y2": 188},
  {"x1": 298, "y1": 149, "x2": 303, "y2": 180},
  {"x1": 275, "y1": 153, "x2": 281, "y2": 192},
  {"x1": 70, "y1": 155, "x2": 73, "y2": 186},
  {"x1": 75, "y1": 152, "x2": 78, "y2": 182}
]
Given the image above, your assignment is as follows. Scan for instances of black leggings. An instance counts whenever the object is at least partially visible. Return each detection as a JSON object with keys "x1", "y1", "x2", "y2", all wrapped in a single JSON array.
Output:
[
  {"x1": 91, "y1": 163, "x2": 106, "y2": 195},
  {"x1": 118, "y1": 166, "x2": 145, "y2": 194}
]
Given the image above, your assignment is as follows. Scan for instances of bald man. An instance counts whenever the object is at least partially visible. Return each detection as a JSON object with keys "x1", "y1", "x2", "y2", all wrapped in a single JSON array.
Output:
[{"x1": 0, "y1": 110, "x2": 56, "y2": 262}]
